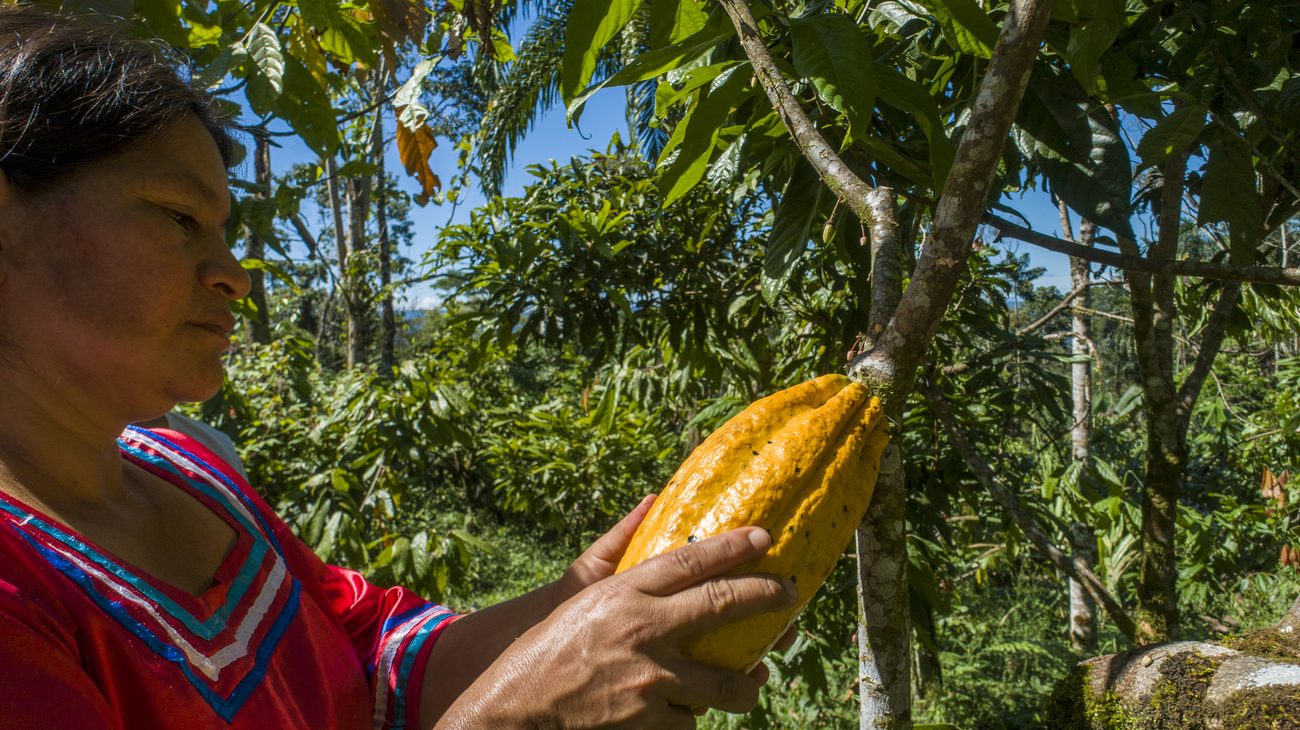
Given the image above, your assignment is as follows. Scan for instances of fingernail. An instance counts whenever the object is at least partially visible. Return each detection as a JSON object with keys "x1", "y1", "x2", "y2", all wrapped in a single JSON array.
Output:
[
  {"x1": 781, "y1": 577, "x2": 798, "y2": 598},
  {"x1": 747, "y1": 528, "x2": 771, "y2": 551}
]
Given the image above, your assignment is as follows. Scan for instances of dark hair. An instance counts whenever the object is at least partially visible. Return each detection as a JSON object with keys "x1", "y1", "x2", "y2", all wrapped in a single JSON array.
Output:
[{"x1": 0, "y1": 5, "x2": 236, "y2": 194}]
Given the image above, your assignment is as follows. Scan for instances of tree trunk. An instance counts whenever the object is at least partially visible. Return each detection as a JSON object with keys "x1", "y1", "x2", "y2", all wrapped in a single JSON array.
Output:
[
  {"x1": 1127, "y1": 139, "x2": 1192, "y2": 643},
  {"x1": 325, "y1": 156, "x2": 366, "y2": 369},
  {"x1": 244, "y1": 133, "x2": 272, "y2": 345},
  {"x1": 855, "y1": 195, "x2": 911, "y2": 729},
  {"x1": 373, "y1": 86, "x2": 396, "y2": 374},
  {"x1": 1061, "y1": 200, "x2": 1098, "y2": 651},
  {"x1": 345, "y1": 171, "x2": 372, "y2": 368}
]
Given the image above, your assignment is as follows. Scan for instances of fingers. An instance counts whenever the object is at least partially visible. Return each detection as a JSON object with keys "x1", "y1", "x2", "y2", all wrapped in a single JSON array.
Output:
[
  {"x1": 748, "y1": 660, "x2": 770, "y2": 686},
  {"x1": 625, "y1": 527, "x2": 774, "y2": 596},
  {"x1": 661, "y1": 572, "x2": 797, "y2": 640},
  {"x1": 663, "y1": 659, "x2": 763, "y2": 714},
  {"x1": 583, "y1": 494, "x2": 657, "y2": 565}
]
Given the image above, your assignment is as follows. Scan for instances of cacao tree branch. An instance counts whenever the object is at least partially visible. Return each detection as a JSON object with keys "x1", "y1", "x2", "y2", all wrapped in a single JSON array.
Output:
[
  {"x1": 855, "y1": 0, "x2": 1058, "y2": 387},
  {"x1": 984, "y1": 214, "x2": 1300, "y2": 287},
  {"x1": 1174, "y1": 283, "x2": 1241, "y2": 436},
  {"x1": 922, "y1": 373, "x2": 1139, "y2": 643},
  {"x1": 716, "y1": 0, "x2": 892, "y2": 230},
  {"x1": 1017, "y1": 283, "x2": 1092, "y2": 336}
]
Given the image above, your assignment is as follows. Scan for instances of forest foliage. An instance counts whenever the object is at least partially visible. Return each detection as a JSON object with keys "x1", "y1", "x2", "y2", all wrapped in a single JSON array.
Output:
[{"x1": 51, "y1": 0, "x2": 1300, "y2": 724}]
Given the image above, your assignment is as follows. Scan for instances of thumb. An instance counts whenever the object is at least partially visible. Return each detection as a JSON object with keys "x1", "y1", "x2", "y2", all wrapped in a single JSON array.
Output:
[{"x1": 583, "y1": 493, "x2": 657, "y2": 566}]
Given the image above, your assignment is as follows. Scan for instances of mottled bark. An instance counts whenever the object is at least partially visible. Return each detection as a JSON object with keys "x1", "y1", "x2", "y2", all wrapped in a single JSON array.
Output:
[
  {"x1": 375, "y1": 110, "x2": 396, "y2": 375},
  {"x1": 923, "y1": 375, "x2": 1138, "y2": 643},
  {"x1": 345, "y1": 169, "x2": 372, "y2": 368},
  {"x1": 860, "y1": 0, "x2": 1057, "y2": 387},
  {"x1": 855, "y1": 189, "x2": 908, "y2": 730},
  {"x1": 1061, "y1": 201, "x2": 1099, "y2": 651},
  {"x1": 1129, "y1": 143, "x2": 1189, "y2": 643},
  {"x1": 244, "y1": 133, "x2": 272, "y2": 345},
  {"x1": 985, "y1": 213, "x2": 1300, "y2": 287},
  {"x1": 324, "y1": 157, "x2": 354, "y2": 368}
]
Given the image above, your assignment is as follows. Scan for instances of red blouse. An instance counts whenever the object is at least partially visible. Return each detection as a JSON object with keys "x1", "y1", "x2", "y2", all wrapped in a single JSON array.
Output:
[{"x1": 0, "y1": 427, "x2": 459, "y2": 729}]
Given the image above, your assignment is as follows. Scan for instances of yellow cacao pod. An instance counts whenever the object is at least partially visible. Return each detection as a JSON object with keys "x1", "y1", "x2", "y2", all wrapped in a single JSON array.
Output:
[{"x1": 615, "y1": 374, "x2": 891, "y2": 672}]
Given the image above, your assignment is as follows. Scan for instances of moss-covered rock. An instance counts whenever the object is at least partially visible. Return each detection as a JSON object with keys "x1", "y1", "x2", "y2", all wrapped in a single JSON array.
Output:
[
  {"x1": 1043, "y1": 665, "x2": 1137, "y2": 730},
  {"x1": 1215, "y1": 683, "x2": 1300, "y2": 728},
  {"x1": 1142, "y1": 650, "x2": 1220, "y2": 729},
  {"x1": 1221, "y1": 627, "x2": 1300, "y2": 662}
]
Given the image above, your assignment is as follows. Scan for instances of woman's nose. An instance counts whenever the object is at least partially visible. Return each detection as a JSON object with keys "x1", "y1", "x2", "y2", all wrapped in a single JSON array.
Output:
[{"x1": 198, "y1": 231, "x2": 253, "y2": 301}]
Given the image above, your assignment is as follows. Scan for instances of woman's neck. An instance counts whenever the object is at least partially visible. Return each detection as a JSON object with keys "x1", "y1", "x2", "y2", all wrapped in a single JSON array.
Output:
[{"x1": 0, "y1": 362, "x2": 129, "y2": 514}]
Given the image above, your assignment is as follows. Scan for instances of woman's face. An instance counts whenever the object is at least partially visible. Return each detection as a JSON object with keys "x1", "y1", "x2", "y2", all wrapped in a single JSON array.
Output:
[{"x1": 0, "y1": 113, "x2": 250, "y2": 425}]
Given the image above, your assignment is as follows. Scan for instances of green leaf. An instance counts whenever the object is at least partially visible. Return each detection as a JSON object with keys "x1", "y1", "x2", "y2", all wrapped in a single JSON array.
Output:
[
  {"x1": 589, "y1": 378, "x2": 622, "y2": 435},
  {"x1": 1277, "y1": 75, "x2": 1300, "y2": 129},
  {"x1": 1198, "y1": 126, "x2": 1262, "y2": 266},
  {"x1": 1066, "y1": 0, "x2": 1125, "y2": 94},
  {"x1": 658, "y1": 66, "x2": 749, "y2": 206},
  {"x1": 134, "y1": 0, "x2": 188, "y2": 46},
  {"x1": 395, "y1": 58, "x2": 437, "y2": 110},
  {"x1": 273, "y1": 54, "x2": 340, "y2": 157},
  {"x1": 857, "y1": 136, "x2": 933, "y2": 186},
  {"x1": 241, "y1": 258, "x2": 303, "y2": 294},
  {"x1": 875, "y1": 64, "x2": 954, "y2": 190},
  {"x1": 561, "y1": 0, "x2": 645, "y2": 103},
  {"x1": 1136, "y1": 106, "x2": 1206, "y2": 170},
  {"x1": 1114, "y1": 384, "x2": 1142, "y2": 417},
  {"x1": 193, "y1": 42, "x2": 248, "y2": 89},
  {"x1": 914, "y1": 0, "x2": 999, "y2": 58},
  {"x1": 246, "y1": 24, "x2": 284, "y2": 117},
  {"x1": 790, "y1": 15, "x2": 876, "y2": 142},
  {"x1": 451, "y1": 529, "x2": 498, "y2": 555},
  {"x1": 567, "y1": 21, "x2": 735, "y2": 124},
  {"x1": 320, "y1": 13, "x2": 377, "y2": 67},
  {"x1": 1016, "y1": 65, "x2": 1133, "y2": 239},
  {"x1": 762, "y1": 159, "x2": 824, "y2": 305},
  {"x1": 297, "y1": 0, "x2": 334, "y2": 31},
  {"x1": 648, "y1": 0, "x2": 708, "y2": 50}
]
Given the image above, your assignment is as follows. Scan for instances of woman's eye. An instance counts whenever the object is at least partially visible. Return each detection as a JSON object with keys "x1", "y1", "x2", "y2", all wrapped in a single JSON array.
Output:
[{"x1": 166, "y1": 209, "x2": 197, "y2": 229}]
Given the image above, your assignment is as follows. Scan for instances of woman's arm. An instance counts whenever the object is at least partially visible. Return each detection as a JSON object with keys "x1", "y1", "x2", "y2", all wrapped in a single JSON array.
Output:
[
  {"x1": 417, "y1": 495, "x2": 658, "y2": 723},
  {"x1": 422, "y1": 526, "x2": 797, "y2": 730}
]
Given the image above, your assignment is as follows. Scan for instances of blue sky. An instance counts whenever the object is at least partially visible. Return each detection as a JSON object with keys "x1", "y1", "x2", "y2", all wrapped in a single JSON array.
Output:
[{"x1": 253, "y1": 74, "x2": 1079, "y2": 310}]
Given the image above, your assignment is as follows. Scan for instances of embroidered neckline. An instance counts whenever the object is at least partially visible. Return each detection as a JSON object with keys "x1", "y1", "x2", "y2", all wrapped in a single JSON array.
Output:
[{"x1": 0, "y1": 427, "x2": 301, "y2": 721}]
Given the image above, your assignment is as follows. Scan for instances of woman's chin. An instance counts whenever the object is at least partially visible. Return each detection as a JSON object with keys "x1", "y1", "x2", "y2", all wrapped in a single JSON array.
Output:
[{"x1": 163, "y1": 363, "x2": 226, "y2": 405}]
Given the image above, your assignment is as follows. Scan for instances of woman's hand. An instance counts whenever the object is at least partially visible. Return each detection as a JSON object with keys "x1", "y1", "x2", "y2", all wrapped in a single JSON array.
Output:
[
  {"x1": 553, "y1": 493, "x2": 799, "y2": 707},
  {"x1": 434, "y1": 527, "x2": 799, "y2": 730},
  {"x1": 552, "y1": 494, "x2": 658, "y2": 606}
]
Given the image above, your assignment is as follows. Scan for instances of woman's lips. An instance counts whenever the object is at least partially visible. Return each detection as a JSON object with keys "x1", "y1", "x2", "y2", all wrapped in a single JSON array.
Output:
[{"x1": 192, "y1": 316, "x2": 236, "y2": 338}]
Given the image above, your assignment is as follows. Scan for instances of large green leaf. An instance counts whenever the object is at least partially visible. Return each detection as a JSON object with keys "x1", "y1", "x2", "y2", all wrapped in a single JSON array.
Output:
[
  {"x1": 1066, "y1": 0, "x2": 1126, "y2": 94},
  {"x1": 791, "y1": 15, "x2": 876, "y2": 142},
  {"x1": 297, "y1": 0, "x2": 334, "y2": 31},
  {"x1": 246, "y1": 23, "x2": 284, "y2": 117},
  {"x1": 1198, "y1": 126, "x2": 1261, "y2": 266},
  {"x1": 1136, "y1": 105, "x2": 1206, "y2": 171},
  {"x1": 762, "y1": 160, "x2": 824, "y2": 305},
  {"x1": 1015, "y1": 65, "x2": 1133, "y2": 239},
  {"x1": 914, "y1": 0, "x2": 999, "y2": 58},
  {"x1": 274, "y1": 55, "x2": 340, "y2": 157},
  {"x1": 658, "y1": 67, "x2": 750, "y2": 206},
  {"x1": 567, "y1": 21, "x2": 735, "y2": 124},
  {"x1": 875, "y1": 64, "x2": 955, "y2": 190},
  {"x1": 562, "y1": 0, "x2": 645, "y2": 103},
  {"x1": 648, "y1": 0, "x2": 708, "y2": 50}
]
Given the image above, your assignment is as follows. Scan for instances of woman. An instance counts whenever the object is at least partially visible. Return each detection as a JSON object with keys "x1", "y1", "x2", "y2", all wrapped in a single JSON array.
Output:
[{"x1": 0, "y1": 6, "x2": 798, "y2": 729}]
